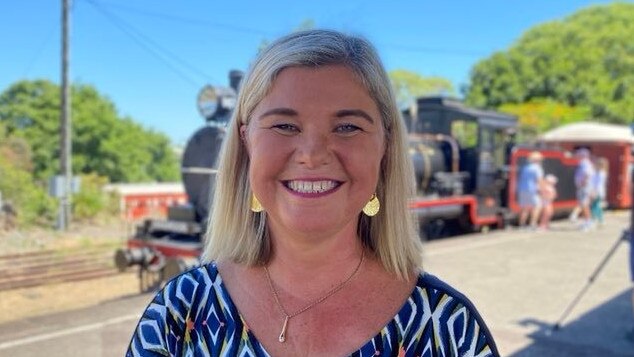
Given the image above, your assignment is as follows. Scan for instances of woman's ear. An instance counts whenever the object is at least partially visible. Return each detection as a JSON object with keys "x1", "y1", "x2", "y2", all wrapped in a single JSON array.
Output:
[{"x1": 240, "y1": 124, "x2": 249, "y2": 153}]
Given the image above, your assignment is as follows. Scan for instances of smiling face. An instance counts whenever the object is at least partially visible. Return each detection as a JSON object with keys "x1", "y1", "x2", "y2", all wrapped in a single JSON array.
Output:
[{"x1": 241, "y1": 65, "x2": 386, "y2": 241}]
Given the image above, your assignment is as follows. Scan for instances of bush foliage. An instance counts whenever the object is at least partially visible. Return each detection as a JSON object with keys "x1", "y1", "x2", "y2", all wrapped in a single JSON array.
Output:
[
  {"x1": 0, "y1": 80, "x2": 179, "y2": 227},
  {"x1": 0, "y1": 137, "x2": 57, "y2": 226}
]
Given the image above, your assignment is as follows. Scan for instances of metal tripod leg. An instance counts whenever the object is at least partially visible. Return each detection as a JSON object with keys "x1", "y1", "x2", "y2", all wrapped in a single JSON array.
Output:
[{"x1": 550, "y1": 229, "x2": 629, "y2": 332}]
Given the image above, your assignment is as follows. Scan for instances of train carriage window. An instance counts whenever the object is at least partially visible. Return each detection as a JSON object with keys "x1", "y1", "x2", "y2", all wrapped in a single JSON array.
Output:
[
  {"x1": 480, "y1": 127, "x2": 507, "y2": 167},
  {"x1": 451, "y1": 120, "x2": 477, "y2": 148},
  {"x1": 480, "y1": 128, "x2": 492, "y2": 150},
  {"x1": 493, "y1": 130, "x2": 507, "y2": 166}
]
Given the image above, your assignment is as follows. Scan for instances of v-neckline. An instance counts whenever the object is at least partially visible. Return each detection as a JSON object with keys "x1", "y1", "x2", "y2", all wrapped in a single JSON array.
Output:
[{"x1": 211, "y1": 263, "x2": 421, "y2": 356}]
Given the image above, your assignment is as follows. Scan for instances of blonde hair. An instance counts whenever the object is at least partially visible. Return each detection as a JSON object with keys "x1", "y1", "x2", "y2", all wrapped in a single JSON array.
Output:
[{"x1": 203, "y1": 29, "x2": 422, "y2": 279}]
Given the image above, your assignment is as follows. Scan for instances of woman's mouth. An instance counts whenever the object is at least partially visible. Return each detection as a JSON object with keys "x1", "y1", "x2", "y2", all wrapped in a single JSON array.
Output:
[{"x1": 284, "y1": 180, "x2": 341, "y2": 194}]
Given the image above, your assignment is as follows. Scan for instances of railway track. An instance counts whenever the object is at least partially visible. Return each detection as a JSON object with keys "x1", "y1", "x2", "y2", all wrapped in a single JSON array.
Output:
[{"x1": 0, "y1": 244, "x2": 121, "y2": 291}]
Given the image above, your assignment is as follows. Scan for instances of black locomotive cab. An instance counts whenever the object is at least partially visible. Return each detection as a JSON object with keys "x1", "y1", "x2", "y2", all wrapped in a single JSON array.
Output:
[{"x1": 405, "y1": 97, "x2": 518, "y2": 237}]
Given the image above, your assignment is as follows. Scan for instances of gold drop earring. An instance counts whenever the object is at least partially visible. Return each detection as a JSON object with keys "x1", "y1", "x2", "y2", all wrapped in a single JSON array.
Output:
[
  {"x1": 251, "y1": 194, "x2": 264, "y2": 213},
  {"x1": 362, "y1": 194, "x2": 380, "y2": 217}
]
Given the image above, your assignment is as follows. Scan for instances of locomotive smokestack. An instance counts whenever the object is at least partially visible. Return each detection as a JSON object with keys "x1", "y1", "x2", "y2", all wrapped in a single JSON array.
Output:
[{"x1": 229, "y1": 70, "x2": 244, "y2": 92}]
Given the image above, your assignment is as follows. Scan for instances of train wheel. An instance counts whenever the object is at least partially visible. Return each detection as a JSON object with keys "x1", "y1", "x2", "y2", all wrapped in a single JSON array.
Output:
[
  {"x1": 421, "y1": 219, "x2": 448, "y2": 240},
  {"x1": 457, "y1": 214, "x2": 476, "y2": 234}
]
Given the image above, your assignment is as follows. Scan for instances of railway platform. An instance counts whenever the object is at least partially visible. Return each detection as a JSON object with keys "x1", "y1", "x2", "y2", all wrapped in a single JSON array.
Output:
[{"x1": 424, "y1": 210, "x2": 634, "y2": 356}]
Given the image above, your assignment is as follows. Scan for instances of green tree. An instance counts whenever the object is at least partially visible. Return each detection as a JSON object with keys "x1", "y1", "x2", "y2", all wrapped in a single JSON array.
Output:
[
  {"x1": 464, "y1": 3, "x2": 634, "y2": 124},
  {"x1": 0, "y1": 136, "x2": 56, "y2": 226},
  {"x1": 0, "y1": 80, "x2": 179, "y2": 182},
  {"x1": 0, "y1": 122, "x2": 32, "y2": 172},
  {"x1": 389, "y1": 69, "x2": 454, "y2": 109},
  {"x1": 498, "y1": 99, "x2": 591, "y2": 141},
  {"x1": 73, "y1": 173, "x2": 119, "y2": 222}
]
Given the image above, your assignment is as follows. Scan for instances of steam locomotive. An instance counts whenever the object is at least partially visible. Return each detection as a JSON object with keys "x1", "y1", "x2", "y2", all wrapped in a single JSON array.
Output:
[{"x1": 115, "y1": 72, "x2": 582, "y2": 291}]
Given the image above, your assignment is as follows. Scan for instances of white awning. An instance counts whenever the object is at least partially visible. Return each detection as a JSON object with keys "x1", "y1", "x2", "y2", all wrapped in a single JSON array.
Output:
[{"x1": 540, "y1": 122, "x2": 634, "y2": 144}]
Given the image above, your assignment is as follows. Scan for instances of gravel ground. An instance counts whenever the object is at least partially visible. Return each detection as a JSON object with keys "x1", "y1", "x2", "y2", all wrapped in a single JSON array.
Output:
[
  {"x1": 0, "y1": 272, "x2": 140, "y2": 325},
  {"x1": 0, "y1": 220, "x2": 130, "y2": 254},
  {"x1": 0, "y1": 220, "x2": 140, "y2": 324}
]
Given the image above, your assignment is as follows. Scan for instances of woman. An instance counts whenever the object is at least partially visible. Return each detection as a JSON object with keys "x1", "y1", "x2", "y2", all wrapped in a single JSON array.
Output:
[{"x1": 127, "y1": 29, "x2": 498, "y2": 356}]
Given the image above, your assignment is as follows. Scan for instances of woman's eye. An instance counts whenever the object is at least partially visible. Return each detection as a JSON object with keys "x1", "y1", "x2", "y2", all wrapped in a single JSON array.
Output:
[
  {"x1": 272, "y1": 124, "x2": 299, "y2": 134},
  {"x1": 335, "y1": 124, "x2": 362, "y2": 134}
]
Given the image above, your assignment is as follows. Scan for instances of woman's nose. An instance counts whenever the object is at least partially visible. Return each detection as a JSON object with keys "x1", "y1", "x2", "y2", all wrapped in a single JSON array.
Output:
[{"x1": 295, "y1": 132, "x2": 332, "y2": 168}]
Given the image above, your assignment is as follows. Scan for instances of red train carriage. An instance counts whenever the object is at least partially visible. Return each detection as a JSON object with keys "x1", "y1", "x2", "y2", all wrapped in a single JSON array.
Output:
[{"x1": 104, "y1": 183, "x2": 188, "y2": 221}]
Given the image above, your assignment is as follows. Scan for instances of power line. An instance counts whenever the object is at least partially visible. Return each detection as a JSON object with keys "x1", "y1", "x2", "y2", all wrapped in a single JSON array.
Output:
[
  {"x1": 22, "y1": 25, "x2": 57, "y2": 78},
  {"x1": 83, "y1": 0, "x2": 213, "y2": 88},
  {"x1": 84, "y1": 0, "x2": 210, "y2": 86},
  {"x1": 22, "y1": 1, "x2": 78, "y2": 78},
  {"x1": 84, "y1": 1, "x2": 488, "y2": 59},
  {"x1": 85, "y1": 1, "x2": 273, "y2": 37}
]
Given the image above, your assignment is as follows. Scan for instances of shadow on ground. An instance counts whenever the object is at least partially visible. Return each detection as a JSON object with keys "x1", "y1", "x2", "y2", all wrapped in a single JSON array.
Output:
[{"x1": 511, "y1": 289, "x2": 634, "y2": 356}]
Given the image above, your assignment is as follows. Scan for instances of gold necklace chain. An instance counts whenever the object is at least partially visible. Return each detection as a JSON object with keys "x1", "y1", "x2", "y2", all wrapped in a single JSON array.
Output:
[{"x1": 263, "y1": 251, "x2": 365, "y2": 343}]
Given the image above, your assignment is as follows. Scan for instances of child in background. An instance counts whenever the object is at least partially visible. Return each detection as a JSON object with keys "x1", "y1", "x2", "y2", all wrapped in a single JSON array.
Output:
[
  {"x1": 591, "y1": 157, "x2": 608, "y2": 227},
  {"x1": 539, "y1": 174, "x2": 558, "y2": 230}
]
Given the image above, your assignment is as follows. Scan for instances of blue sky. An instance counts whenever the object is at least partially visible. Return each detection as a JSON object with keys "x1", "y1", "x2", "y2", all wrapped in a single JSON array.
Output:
[{"x1": 0, "y1": 0, "x2": 623, "y2": 145}]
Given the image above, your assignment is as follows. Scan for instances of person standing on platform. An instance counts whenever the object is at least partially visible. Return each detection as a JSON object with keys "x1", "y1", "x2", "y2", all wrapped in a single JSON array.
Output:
[
  {"x1": 573, "y1": 148, "x2": 595, "y2": 231},
  {"x1": 590, "y1": 157, "x2": 608, "y2": 227},
  {"x1": 517, "y1": 151, "x2": 544, "y2": 229},
  {"x1": 539, "y1": 174, "x2": 558, "y2": 230}
]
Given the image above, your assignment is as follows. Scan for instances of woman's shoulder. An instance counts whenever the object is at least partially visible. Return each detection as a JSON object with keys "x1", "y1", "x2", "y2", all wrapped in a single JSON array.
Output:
[
  {"x1": 165, "y1": 262, "x2": 220, "y2": 286},
  {"x1": 399, "y1": 271, "x2": 500, "y2": 356},
  {"x1": 167, "y1": 262, "x2": 219, "y2": 283},
  {"x1": 127, "y1": 264, "x2": 258, "y2": 356},
  {"x1": 415, "y1": 272, "x2": 474, "y2": 303},
  {"x1": 155, "y1": 263, "x2": 223, "y2": 308},
  {"x1": 413, "y1": 272, "x2": 493, "y2": 320}
]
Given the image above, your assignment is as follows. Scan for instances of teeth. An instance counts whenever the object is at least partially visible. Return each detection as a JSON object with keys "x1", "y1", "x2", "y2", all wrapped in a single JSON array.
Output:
[{"x1": 287, "y1": 180, "x2": 337, "y2": 193}]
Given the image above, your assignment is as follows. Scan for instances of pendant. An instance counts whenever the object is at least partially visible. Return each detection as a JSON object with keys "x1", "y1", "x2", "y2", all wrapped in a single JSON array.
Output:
[{"x1": 278, "y1": 316, "x2": 289, "y2": 343}]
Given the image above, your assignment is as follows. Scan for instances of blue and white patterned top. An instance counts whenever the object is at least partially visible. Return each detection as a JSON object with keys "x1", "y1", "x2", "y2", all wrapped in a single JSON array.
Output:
[{"x1": 127, "y1": 264, "x2": 499, "y2": 356}]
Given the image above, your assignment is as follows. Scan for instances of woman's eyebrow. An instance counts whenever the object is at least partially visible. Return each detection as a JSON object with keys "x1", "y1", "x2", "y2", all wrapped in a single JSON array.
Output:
[
  {"x1": 258, "y1": 107, "x2": 298, "y2": 119},
  {"x1": 335, "y1": 109, "x2": 375, "y2": 124}
]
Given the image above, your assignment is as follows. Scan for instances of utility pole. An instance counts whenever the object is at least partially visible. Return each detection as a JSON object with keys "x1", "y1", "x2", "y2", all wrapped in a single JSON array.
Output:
[{"x1": 59, "y1": 0, "x2": 72, "y2": 230}]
